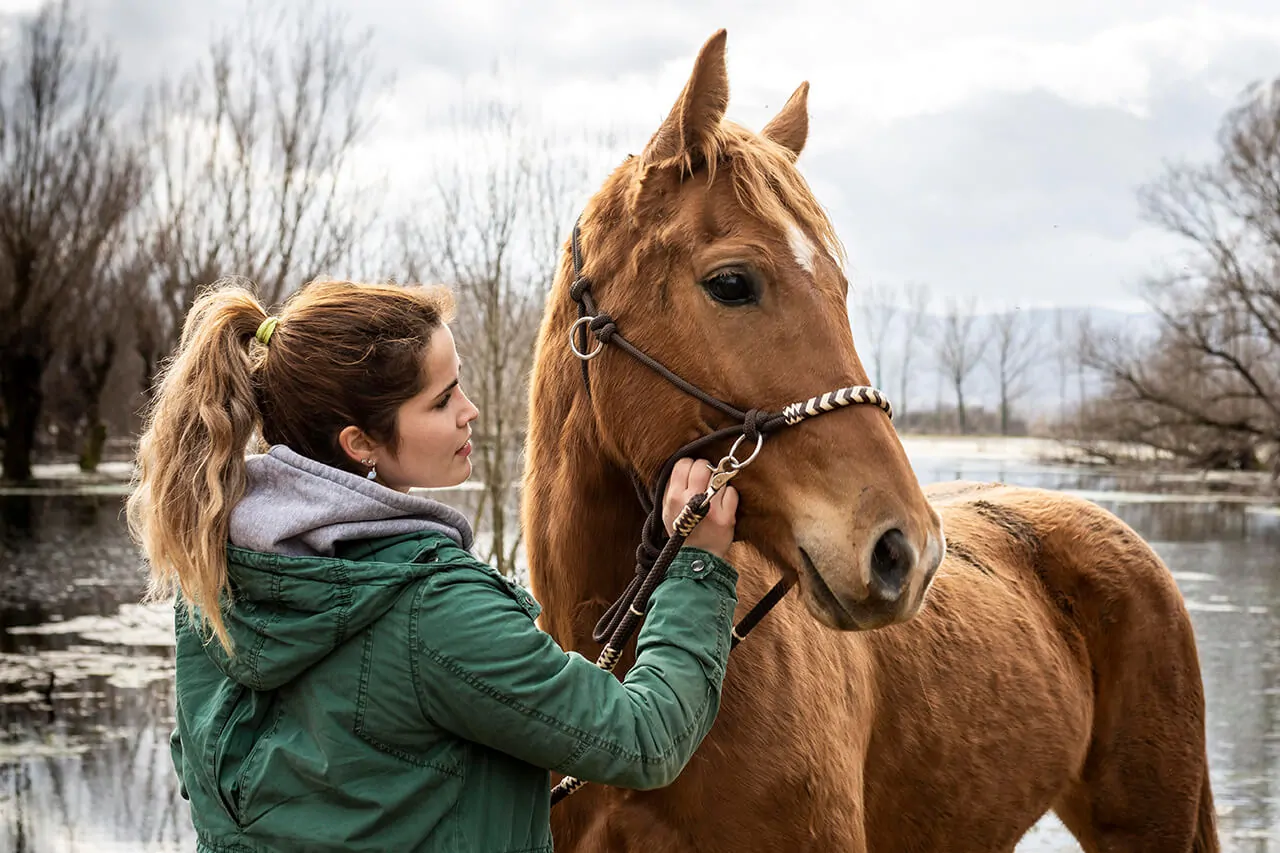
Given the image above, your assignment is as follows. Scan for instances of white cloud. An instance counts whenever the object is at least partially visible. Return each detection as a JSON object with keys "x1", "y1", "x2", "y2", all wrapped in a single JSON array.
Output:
[{"x1": 29, "y1": 0, "x2": 1280, "y2": 310}]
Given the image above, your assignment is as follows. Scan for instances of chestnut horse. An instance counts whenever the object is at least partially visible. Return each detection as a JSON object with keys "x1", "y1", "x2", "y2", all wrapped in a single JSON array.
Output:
[{"x1": 522, "y1": 30, "x2": 1217, "y2": 853}]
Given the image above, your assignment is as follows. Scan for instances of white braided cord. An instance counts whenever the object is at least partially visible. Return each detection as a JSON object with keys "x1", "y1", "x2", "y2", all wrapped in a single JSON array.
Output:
[{"x1": 782, "y1": 385, "x2": 892, "y2": 426}]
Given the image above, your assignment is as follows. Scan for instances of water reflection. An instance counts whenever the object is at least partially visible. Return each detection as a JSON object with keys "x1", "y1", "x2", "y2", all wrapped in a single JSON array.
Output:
[
  {"x1": 1, "y1": 493, "x2": 147, "y2": 633},
  {"x1": 2, "y1": 687, "x2": 189, "y2": 852},
  {"x1": 1, "y1": 491, "x2": 186, "y2": 851},
  {"x1": 1168, "y1": 540, "x2": 1280, "y2": 849},
  {"x1": 1, "y1": 457, "x2": 1278, "y2": 852}
]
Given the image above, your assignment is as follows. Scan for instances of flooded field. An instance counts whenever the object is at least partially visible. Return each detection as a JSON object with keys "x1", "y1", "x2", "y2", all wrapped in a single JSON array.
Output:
[{"x1": 1, "y1": 442, "x2": 1277, "y2": 851}]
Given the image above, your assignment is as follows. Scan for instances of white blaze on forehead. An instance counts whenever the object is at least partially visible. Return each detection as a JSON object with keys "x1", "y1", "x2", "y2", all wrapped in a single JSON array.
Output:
[{"x1": 788, "y1": 221, "x2": 818, "y2": 274}]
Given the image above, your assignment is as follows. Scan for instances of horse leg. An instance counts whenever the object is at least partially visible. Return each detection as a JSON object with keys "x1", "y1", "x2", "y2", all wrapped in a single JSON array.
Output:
[
  {"x1": 1024, "y1": 500, "x2": 1220, "y2": 853},
  {"x1": 1053, "y1": 763, "x2": 1216, "y2": 853}
]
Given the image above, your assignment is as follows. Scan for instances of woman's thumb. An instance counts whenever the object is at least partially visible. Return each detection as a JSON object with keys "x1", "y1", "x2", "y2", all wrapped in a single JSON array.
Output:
[{"x1": 719, "y1": 485, "x2": 739, "y2": 520}]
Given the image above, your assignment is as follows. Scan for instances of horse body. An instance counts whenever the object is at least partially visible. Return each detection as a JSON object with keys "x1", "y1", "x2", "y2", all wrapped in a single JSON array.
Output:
[
  {"x1": 523, "y1": 30, "x2": 1216, "y2": 852},
  {"x1": 862, "y1": 483, "x2": 1213, "y2": 853},
  {"x1": 531, "y1": 473, "x2": 1212, "y2": 851}
]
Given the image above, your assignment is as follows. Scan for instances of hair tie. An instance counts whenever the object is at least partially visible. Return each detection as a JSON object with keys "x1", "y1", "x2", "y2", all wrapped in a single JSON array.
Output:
[{"x1": 255, "y1": 316, "x2": 280, "y2": 346}]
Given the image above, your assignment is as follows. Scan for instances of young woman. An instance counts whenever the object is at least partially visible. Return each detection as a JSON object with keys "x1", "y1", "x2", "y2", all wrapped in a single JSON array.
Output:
[{"x1": 127, "y1": 278, "x2": 740, "y2": 852}]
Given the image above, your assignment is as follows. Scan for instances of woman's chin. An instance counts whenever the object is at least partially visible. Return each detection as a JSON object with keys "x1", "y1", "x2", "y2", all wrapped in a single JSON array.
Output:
[
  {"x1": 405, "y1": 460, "x2": 472, "y2": 492},
  {"x1": 441, "y1": 461, "x2": 472, "y2": 489}
]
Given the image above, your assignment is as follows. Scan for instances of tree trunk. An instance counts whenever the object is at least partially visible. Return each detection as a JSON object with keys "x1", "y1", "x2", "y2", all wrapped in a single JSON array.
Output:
[
  {"x1": 136, "y1": 334, "x2": 160, "y2": 400},
  {"x1": 1058, "y1": 363, "x2": 1069, "y2": 423},
  {"x1": 490, "y1": 443, "x2": 509, "y2": 576},
  {"x1": 955, "y1": 381, "x2": 967, "y2": 435},
  {"x1": 1076, "y1": 363, "x2": 1087, "y2": 436},
  {"x1": 1000, "y1": 388, "x2": 1010, "y2": 435},
  {"x1": 75, "y1": 338, "x2": 117, "y2": 473},
  {"x1": 79, "y1": 420, "x2": 107, "y2": 473},
  {"x1": 1, "y1": 352, "x2": 45, "y2": 482}
]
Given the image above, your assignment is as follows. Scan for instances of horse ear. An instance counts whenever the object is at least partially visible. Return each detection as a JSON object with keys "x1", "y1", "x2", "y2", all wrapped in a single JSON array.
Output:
[
  {"x1": 640, "y1": 29, "x2": 730, "y2": 169},
  {"x1": 761, "y1": 81, "x2": 809, "y2": 159}
]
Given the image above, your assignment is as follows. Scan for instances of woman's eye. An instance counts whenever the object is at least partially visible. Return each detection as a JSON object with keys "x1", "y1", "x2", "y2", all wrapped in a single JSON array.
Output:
[
  {"x1": 702, "y1": 271, "x2": 757, "y2": 306},
  {"x1": 434, "y1": 393, "x2": 452, "y2": 410}
]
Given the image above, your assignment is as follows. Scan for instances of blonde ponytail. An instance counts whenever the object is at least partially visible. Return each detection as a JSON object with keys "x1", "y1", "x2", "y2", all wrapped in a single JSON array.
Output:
[
  {"x1": 127, "y1": 279, "x2": 268, "y2": 653},
  {"x1": 128, "y1": 276, "x2": 457, "y2": 654}
]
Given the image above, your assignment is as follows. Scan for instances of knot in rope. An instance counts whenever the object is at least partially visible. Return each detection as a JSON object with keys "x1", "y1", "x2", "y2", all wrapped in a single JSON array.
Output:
[
  {"x1": 589, "y1": 313, "x2": 617, "y2": 343},
  {"x1": 569, "y1": 276, "x2": 591, "y2": 303},
  {"x1": 742, "y1": 408, "x2": 764, "y2": 444}
]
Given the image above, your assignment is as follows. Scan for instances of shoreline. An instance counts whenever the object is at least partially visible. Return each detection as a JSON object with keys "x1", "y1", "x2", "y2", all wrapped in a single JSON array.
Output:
[
  {"x1": 4, "y1": 436, "x2": 1276, "y2": 497},
  {"x1": 3, "y1": 437, "x2": 1277, "y2": 656}
]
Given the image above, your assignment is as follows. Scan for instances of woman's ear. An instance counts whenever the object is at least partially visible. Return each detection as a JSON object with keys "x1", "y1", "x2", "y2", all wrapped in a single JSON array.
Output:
[{"x1": 338, "y1": 425, "x2": 379, "y2": 466}]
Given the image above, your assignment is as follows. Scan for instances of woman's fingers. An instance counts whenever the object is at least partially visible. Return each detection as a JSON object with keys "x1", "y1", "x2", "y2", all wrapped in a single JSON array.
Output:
[
  {"x1": 662, "y1": 458, "x2": 740, "y2": 552},
  {"x1": 669, "y1": 457, "x2": 694, "y2": 494},
  {"x1": 715, "y1": 485, "x2": 739, "y2": 522},
  {"x1": 687, "y1": 460, "x2": 712, "y2": 495}
]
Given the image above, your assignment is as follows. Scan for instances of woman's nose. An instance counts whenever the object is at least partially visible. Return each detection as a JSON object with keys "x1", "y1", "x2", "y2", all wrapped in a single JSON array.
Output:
[{"x1": 460, "y1": 393, "x2": 479, "y2": 425}]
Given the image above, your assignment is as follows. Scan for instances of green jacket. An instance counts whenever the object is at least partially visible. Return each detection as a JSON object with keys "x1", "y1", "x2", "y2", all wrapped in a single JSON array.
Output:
[{"x1": 172, "y1": 531, "x2": 738, "y2": 852}]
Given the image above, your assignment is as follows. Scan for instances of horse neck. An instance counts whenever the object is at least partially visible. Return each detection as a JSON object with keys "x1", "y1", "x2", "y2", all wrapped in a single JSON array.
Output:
[{"x1": 523, "y1": 343, "x2": 649, "y2": 652}]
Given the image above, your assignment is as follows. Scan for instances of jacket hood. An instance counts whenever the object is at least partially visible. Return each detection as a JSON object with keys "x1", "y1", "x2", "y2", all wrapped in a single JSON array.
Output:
[
  {"x1": 228, "y1": 444, "x2": 473, "y2": 557},
  {"x1": 212, "y1": 444, "x2": 476, "y2": 689}
]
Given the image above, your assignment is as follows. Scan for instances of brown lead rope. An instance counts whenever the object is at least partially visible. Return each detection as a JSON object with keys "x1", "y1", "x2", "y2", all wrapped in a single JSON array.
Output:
[{"x1": 551, "y1": 221, "x2": 893, "y2": 807}]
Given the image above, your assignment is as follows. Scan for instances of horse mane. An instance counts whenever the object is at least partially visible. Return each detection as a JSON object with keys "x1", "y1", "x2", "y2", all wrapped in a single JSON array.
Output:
[{"x1": 626, "y1": 120, "x2": 846, "y2": 268}]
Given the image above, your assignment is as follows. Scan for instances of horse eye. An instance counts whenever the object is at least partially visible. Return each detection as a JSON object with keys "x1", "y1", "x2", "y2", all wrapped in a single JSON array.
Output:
[{"x1": 702, "y1": 271, "x2": 757, "y2": 306}]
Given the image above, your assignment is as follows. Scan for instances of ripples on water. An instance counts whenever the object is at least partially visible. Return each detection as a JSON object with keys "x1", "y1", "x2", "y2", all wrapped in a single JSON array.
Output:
[{"x1": 1, "y1": 455, "x2": 1277, "y2": 852}]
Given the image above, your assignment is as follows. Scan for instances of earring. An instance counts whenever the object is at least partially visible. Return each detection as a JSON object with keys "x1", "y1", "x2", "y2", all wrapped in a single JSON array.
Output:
[{"x1": 361, "y1": 458, "x2": 377, "y2": 481}]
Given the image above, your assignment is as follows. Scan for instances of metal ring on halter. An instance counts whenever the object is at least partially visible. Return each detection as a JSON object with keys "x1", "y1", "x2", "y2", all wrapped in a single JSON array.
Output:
[
  {"x1": 569, "y1": 316, "x2": 605, "y2": 360},
  {"x1": 727, "y1": 432, "x2": 764, "y2": 469}
]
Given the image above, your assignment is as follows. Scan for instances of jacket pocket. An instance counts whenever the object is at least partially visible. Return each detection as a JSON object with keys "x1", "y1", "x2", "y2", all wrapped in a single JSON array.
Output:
[
  {"x1": 354, "y1": 627, "x2": 464, "y2": 775},
  {"x1": 210, "y1": 685, "x2": 280, "y2": 826},
  {"x1": 227, "y1": 693, "x2": 282, "y2": 821}
]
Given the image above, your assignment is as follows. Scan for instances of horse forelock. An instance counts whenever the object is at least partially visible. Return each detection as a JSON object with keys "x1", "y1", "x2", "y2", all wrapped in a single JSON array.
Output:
[
  {"x1": 699, "y1": 120, "x2": 845, "y2": 269},
  {"x1": 571, "y1": 120, "x2": 845, "y2": 287}
]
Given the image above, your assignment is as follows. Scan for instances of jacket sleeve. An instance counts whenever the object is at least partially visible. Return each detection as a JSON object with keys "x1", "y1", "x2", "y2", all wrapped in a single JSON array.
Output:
[{"x1": 410, "y1": 547, "x2": 738, "y2": 790}]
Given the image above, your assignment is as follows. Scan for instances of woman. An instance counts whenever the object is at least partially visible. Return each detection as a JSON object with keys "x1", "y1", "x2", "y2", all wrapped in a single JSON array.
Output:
[{"x1": 126, "y1": 277, "x2": 740, "y2": 852}]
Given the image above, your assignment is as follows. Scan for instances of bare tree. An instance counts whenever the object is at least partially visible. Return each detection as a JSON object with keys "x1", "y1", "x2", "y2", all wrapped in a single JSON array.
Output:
[
  {"x1": 69, "y1": 232, "x2": 151, "y2": 470},
  {"x1": 43, "y1": 279, "x2": 125, "y2": 470},
  {"x1": 1085, "y1": 78, "x2": 1280, "y2": 474},
  {"x1": 851, "y1": 280, "x2": 898, "y2": 391},
  {"x1": 133, "y1": 6, "x2": 381, "y2": 386},
  {"x1": 0, "y1": 1, "x2": 142, "y2": 481},
  {"x1": 396, "y1": 100, "x2": 609, "y2": 576},
  {"x1": 1073, "y1": 311, "x2": 1096, "y2": 434},
  {"x1": 935, "y1": 296, "x2": 988, "y2": 435},
  {"x1": 986, "y1": 306, "x2": 1039, "y2": 435},
  {"x1": 897, "y1": 281, "x2": 932, "y2": 422},
  {"x1": 1053, "y1": 307, "x2": 1073, "y2": 424}
]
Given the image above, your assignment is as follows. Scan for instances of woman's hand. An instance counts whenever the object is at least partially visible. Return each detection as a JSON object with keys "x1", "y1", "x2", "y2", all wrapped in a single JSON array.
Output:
[{"x1": 662, "y1": 458, "x2": 739, "y2": 559}]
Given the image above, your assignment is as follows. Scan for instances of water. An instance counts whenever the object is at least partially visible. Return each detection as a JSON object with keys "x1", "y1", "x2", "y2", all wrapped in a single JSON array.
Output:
[{"x1": 1, "y1": 452, "x2": 1277, "y2": 851}]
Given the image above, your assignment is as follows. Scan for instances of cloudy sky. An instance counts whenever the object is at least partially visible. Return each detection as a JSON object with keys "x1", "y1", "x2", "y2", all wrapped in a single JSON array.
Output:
[{"x1": 5, "y1": 0, "x2": 1280, "y2": 312}]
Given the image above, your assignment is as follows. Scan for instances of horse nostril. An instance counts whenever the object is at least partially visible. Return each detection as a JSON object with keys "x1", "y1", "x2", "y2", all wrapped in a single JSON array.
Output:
[{"x1": 869, "y1": 528, "x2": 913, "y2": 600}]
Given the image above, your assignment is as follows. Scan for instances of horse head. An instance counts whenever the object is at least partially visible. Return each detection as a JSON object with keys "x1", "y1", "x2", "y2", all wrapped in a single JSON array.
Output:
[{"x1": 564, "y1": 30, "x2": 944, "y2": 630}]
